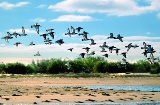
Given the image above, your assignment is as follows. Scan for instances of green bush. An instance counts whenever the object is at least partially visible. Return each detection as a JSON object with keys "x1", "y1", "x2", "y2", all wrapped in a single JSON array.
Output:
[
  {"x1": 94, "y1": 61, "x2": 109, "y2": 73},
  {"x1": 150, "y1": 63, "x2": 159, "y2": 74},
  {"x1": 37, "y1": 59, "x2": 50, "y2": 73},
  {"x1": 1, "y1": 57, "x2": 160, "y2": 74},
  {"x1": 108, "y1": 62, "x2": 119, "y2": 73},
  {"x1": 132, "y1": 60, "x2": 150, "y2": 73},
  {"x1": 83, "y1": 57, "x2": 102, "y2": 73},
  {"x1": 5, "y1": 62, "x2": 27, "y2": 74},
  {"x1": 0, "y1": 63, "x2": 6, "y2": 73},
  {"x1": 47, "y1": 59, "x2": 68, "y2": 74},
  {"x1": 68, "y1": 59, "x2": 88, "y2": 73},
  {"x1": 26, "y1": 65, "x2": 35, "y2": 74}
]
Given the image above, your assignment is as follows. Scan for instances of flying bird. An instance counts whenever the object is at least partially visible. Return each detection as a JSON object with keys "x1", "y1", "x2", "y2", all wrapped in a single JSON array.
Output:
[
  {"x1": 46, "y1": 29, "x2": 54, "y2": 32},
  {"x1": 99, "y1": 45, "x2": 107, "y2": 52},
  {"x1": 89, "y1": 51, "x2": 95, "y2": 55},
  {"x1": 80, "y1": 53, "x2": 85, "y2": 58},
  {"x1": 45, "y1": 42, "x2": 52, "y2": 45},
  {"x1": 89, "y1": 39, "x2": 96, "y2": 46},
  {"x1": 44, "y1": 38, "x2": 52, "y2": 45},
  {"x1": 76, "y1": 27, "x2": 83, "y2": 33},
  {"x1": 71, "y1": 26, "x2": 77, "y2": 35},
  {"x1": 65, "y1": 28, "x2": 71, "y2": 36},
  {"x1": 108, "y1": 46, "x2": 116, "y2": 53},
  {"x1": 14, "y1": 42, "x2": 21, "y2": 47},
  {"x1": 20, "y1": 26, "x2": 27, "y2": 36},
  {"x1": 132, "y1": 44, "x2": 139, "y2": 49},
  {"x1": 102, "y1": 42, "x2": 108, "y2": 48},
  {"x1": 40, "y1": 34, "x2": 48, "y2": 40},
  {"x1": 46, "y1": 28, "x2": 55, "y2": 39},
  {"x1": 125, "y1": 43, "x2": 133, "y2": 52},
  {"x1": 121, "y1": 52, "x2": 127, "y2": 58},
  {"x1": 12, "y1": 31, "x2": 20, "y2": 38},
  {"x1": 55, "y1": 39, "x2": 64, "y2": 45},
  {"x1": 142, "y1": 50, "x2": 148, "y2": 57},
  {"x1": 80, "y1": 32, "x2": 90, "y2": 41},
  {"x1": 107, "y1": 33, "x2": 116, "y2": 39},
  {"x1": 78, "y1": 31, "x2": 89, "y2": 36},
  {"x1": 68, "y1": 48, "x2": 73, "y2": 52},
  {"x1": 114, "y1": 48, "x2": 120, "y2": 55},
  {"x1": 34, "y1": 51, "x2": 41, "y2": 56},
  {"x1": 65, "y1": 26, "x2": 77, "y2": 37},
  {"x1": 102, "y1": 53, "x2": 109, "y2": 58},
  {"x1": 1, "y1": 32, "x2": 13, "y2": 43},
  {"x1": 82, "y1": 47, "x2": 90, "y2": 53},
  {"x1": 115, "y1": 34, "x2": 123, "y2": 42},
  {"x1": 31, "y1": 23, "x2": 41, "y2": 34},
  {"x1": 29, "y1": 41, "x2": 35, "y2": 46}
]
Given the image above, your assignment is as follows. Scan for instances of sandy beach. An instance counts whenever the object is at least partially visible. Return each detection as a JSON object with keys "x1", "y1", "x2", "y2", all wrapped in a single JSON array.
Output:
[{"x1": 0, "y1": 77, "x2": 160, "y2": 104}]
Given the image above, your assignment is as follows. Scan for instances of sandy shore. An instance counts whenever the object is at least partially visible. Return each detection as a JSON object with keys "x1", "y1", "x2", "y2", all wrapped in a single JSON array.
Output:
[{"x1": 0, "y1": 77, "x2": 160, "y2": 104}]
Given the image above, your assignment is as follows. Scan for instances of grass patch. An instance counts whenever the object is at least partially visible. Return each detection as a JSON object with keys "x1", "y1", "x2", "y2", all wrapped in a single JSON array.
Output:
[{"x1": 0, "y1": 73, "x2": 160, "y2": 78}]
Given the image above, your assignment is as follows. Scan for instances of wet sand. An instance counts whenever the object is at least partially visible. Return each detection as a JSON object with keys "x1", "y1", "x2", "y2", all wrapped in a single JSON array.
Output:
[{"x1": 0, "y1": 77, "x2": 160, "y2": 104}]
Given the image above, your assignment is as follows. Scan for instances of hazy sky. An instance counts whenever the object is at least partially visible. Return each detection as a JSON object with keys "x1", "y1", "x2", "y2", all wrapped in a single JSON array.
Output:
[{"x1": 0, "y1": 0, "x2": 160, "y2": 63}]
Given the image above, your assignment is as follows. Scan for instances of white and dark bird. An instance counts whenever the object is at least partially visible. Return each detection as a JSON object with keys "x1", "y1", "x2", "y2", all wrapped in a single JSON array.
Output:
[
  {"x1": 29, "y1": 41, "x2": 35, "y2": 46},
  {"x1": 14, "y1": 42, "x2": 21, "y2": 47},
  {"x1": 89, "y1": 51, "x2": 95, "y2": 55},
  {"x1": 82, "y1": 47, "x2": 90, "y2": 53},
  {"x1": 107, "y1": 33, "x2": 116, "y2": 39},
  {"x1": 40, "y1": 34, "x2": 48, "y2": 40},
  {"x1": 55, "y1": 39, "x2": 64, "y2": 45},
  {"x1": 108, "y1": 46, "x2": 116, "y2": 53},
  {"x1": 71, "y1": 26, "x2": 77, "y2": 35},
  {"x1": 46, "y1": 29, "x2": 55, "y2": 39},
  {"x1": 125, "y1": 43, "x2": 133, "y2": 52},
  {"x1": 76, "y1": 27, "x2": 83, "y2": 33},
  {"x1": 20, "y1": 26, "x2": 27, "y2": 36},
  {"x1": 114, "y1": 48, "x2": 120, "y2": 55},
  {"x1": 12, "y1": 31, "x2": 20, "y2": 38},
  {"x1": 121, "y1": 52, "x2": 127, "y2": 58},
  {"x1": 34, "y1": 51, "x2": 41, "y2": 56},
  {"x1": 115, "y1": 34, "x2": 123, "y2": 42},
  {"x1": 99, "y1": 45, "x2": 107, "y2": 52},
  {"x1": 80, "y1": 53, "x2": 85, "y2": 58},
  {"x1": 1, "y1": 33, "x2": 13, "y2": 43},
  {"x1": 89, "y1": 39, "x2": 96, "y2": 46},
  {"x1": 102, "y1": 53, "x2": 109, "y2": 58},
  {"x1": 31, "y1": 23, "x2": 41, "y2": 34}
]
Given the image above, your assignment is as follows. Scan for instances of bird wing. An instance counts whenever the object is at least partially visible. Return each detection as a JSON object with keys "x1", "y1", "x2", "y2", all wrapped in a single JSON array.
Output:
[
  {"x1": 35, "y1": 26, "x2": 39, "y2": 34},
  {"x1": 119, "y1": 38, "x2": 123, "y2": 42}
]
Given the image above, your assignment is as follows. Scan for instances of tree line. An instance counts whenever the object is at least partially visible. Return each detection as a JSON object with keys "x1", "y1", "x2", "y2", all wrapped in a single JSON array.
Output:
[{"x1": 0, "y1": 57, "x2": 159, "y2": 74}]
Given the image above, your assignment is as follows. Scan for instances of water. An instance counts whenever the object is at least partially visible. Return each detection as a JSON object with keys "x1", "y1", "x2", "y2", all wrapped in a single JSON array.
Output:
[{"x1": 85, "y1": 85, "x2": 160, "y2": 92}]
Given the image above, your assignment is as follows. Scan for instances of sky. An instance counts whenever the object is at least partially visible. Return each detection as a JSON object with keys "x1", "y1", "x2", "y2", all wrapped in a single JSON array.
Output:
[{"x1": 0, "y1": 0, "x2": 160, "y2": 64}]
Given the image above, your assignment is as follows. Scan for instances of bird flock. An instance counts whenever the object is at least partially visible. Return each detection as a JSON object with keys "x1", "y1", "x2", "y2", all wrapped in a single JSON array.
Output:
[{"x1": 1, "y1": 23, "x2": 159, "y2": 64}]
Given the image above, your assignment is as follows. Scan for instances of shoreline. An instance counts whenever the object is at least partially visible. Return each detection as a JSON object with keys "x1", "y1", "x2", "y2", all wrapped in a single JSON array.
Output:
[{"x1": 0, "y1": 77, "x2": 160, "y2": 104}]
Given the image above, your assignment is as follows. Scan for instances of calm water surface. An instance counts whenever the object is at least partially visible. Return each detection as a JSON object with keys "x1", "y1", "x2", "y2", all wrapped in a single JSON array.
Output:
[{"x1": 85, "y1": 85, "x2": 160, "y2": 92}]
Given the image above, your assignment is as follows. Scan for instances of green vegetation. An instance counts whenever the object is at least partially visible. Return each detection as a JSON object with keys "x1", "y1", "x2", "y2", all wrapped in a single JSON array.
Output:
[{"x1": 0, "y1": 57, "x2": 159, "y2": 75}]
